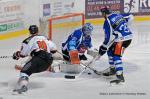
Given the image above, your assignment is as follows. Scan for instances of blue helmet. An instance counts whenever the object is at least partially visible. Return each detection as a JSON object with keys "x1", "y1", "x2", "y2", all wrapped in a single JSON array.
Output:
[{"x1": 82, "y1": 23, "x2": 93, "y2": 36}]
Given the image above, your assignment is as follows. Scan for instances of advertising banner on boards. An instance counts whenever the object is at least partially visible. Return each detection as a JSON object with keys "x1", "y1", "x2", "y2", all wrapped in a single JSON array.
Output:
[
  {"x1": 85, "y1": 0, "x2": 123, "y2": 19},
  {"x1": 40, "y1": 0, "x2": 75, "y2": 18},
  {"x1": 0, "y1": 0, "x2": 24, "y2": 34},
  {"x1": 85, "y1": 0, "x2": 150, "y2": 19}
]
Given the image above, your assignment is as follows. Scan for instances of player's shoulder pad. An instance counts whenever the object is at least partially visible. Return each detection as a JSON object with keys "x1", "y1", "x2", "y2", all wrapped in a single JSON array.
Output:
[
  {"x1": 73, "y1": 29, "x2": 82, "y2": 37},
  {"x1": 108, "y1": 13, "x2": 117, "y2": 18},
  {"x1": 37, "y1": 34, "x2": 49, "y2": 40},
  {"x1": 22, "y1": 35, "x2": 35, "y2": 44}
]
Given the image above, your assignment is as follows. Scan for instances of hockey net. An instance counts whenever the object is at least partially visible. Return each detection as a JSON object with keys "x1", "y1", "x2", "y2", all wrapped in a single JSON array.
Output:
[
  {"x1": 39, "y1": 13, "x2": 85, "y2": 73},
  {"x1": 39, "y1": 13, "x2": 85, "y2": 51}
]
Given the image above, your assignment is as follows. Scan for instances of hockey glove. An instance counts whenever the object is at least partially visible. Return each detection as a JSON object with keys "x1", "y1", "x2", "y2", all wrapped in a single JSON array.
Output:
[
  {"x1": 78, "y1": 44, "x2": 87, "y2": 53},
  {"x1": 99, "y1": 45, "x2": 107, "y2": 56},
  {"x1": 79, "y1": 54, "x2": 87, "y2": 60},
  {"x1": 13, "y1": 51, "x2": 21, "y2": 60}
]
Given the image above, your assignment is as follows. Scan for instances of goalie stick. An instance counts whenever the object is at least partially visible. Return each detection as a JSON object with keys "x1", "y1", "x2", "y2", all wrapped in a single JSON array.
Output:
[
  {"x1": 64, "y1": 56, "x2": 100, "y2": 79},
  {"x1": 57, "y1": 51, "x2": 100, "y2": 79},
  {"x1": 64, "y1": 55, "x2": 114, "y2": 79}
]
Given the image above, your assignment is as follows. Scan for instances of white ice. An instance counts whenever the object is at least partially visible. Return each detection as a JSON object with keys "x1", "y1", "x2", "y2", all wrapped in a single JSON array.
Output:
[{"x1": 0, "y1": 21, "x2": 150, "y2": 99}]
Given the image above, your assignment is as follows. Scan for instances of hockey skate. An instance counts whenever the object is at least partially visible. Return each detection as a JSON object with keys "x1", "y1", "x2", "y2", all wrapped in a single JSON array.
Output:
[
  {"x1": 13, "y1": 85, "x2": 28, "y2": 94},
  {"x1": 12, "y1": 76, "x2": 29, "y2": 94},
  {"x1": 110, "y1": 73, "x2": 125, "y2": 85},
  {"x1": 103, "y1": 67, "x2": 116, "y2": 76}
]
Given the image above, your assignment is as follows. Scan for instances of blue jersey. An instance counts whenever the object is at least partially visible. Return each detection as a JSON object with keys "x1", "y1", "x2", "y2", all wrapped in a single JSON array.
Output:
[
  {"x1": 62, "y1": 29, "x2": 92, "y2": 51},
  {"x1": 102, "y1": 13, "x2": 133, "y2": 48}
]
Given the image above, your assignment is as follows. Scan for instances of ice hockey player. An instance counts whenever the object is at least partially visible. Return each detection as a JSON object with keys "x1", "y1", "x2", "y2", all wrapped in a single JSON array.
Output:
[
  {"x1": 97, "y1": 6, "x2": 133, "y2": 84},
  {"x1": 61, "y1": 23, "x2": 94, "y2": 64},
  {"x1": 12, "y1": 25, "x2": 57, "y2": 94}
]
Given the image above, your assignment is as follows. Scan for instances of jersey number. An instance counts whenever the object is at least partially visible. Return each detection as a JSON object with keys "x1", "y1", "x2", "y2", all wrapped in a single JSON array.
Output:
[
  {"x1": 119, "y1": 23, "x2": 130, "y2": 33},
  {"x1": 37, "y1": 41, "x2": 47, "y2": 51}
]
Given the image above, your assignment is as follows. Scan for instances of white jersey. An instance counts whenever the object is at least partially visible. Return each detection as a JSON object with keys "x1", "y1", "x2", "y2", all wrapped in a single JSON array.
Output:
[{"x1": 20, "y1": 35, "x2": 57, "y2": 57}]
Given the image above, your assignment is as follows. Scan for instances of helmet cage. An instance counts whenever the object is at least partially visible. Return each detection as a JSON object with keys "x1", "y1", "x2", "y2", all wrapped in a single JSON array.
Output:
[{"x1": 82, "y1": 23, "x2": 93, "y2": 36}]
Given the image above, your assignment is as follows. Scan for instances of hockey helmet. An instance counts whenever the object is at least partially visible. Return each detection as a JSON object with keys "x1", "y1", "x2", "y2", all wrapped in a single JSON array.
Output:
[
  {"x1": 29, "y1": 25, "x2": 38, "y2": 34},
  {"x1": 100, "y1": 6, "x2": 111, "y2": 15},
  {"x1": 82, "y1": 23, "x2": 93, "y2": 36}
]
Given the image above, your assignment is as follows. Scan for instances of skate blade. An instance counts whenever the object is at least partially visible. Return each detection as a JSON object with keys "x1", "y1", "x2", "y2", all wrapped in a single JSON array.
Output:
[
  {"x1": 12, "y1": 90, "x2": 26, "y2": 95},
  {"x1": 12, "y1": 91, "x2": 21, "y2": 95},
  {"x1": 102, "y1": 76, "x2": 115, "y2": 80},
  {"x1": 12, "y1": 87, "x2": 28, "y2": 95},
  {"x1": 110, "y1": 82, "x2": 125, "y2": 86}
]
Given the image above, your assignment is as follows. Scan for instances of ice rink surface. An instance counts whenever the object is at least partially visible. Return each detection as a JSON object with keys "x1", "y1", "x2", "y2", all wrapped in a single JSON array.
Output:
[{"x1": 0, "y1": 21, "x2": 150, "y2": 99}]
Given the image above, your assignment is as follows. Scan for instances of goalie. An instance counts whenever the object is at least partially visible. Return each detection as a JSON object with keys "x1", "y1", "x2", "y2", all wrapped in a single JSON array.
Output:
[{"x1": 61, "y1": 23, "x2": 95, "y2": 64}]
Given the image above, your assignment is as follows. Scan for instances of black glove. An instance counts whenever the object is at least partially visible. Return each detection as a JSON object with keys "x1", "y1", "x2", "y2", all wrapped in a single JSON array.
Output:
[
  {"x1": 99, "y1": 45, "x2": 107, "y2": 56},
  {"x1": 13, "y1": 51, "x2": 20, "y2": 60},
  {"x1": 79, "y1": 54, "x2": 87, "y2": 60}
]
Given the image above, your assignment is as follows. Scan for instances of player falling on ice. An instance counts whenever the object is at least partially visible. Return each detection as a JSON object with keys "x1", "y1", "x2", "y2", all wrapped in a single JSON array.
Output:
[
  {"x1": 12, "y1": 25, "x2": 57, "y2": 94},
  {"x1": 97, "y1": 6, "x2": 133, "y2": 84},
  {"x1": 61, "y1": 23, "x2": 95, "y2": 64}
]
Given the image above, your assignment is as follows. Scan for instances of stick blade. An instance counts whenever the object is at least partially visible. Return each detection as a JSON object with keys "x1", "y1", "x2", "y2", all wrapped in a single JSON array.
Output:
[{"x1": 64, "y1": 75, "x2": 75, "y2": 79}]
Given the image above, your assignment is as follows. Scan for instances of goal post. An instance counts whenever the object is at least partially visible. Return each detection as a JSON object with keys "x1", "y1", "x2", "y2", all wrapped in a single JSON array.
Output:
[
  {"x1": 48, "y1": 13, "x2": 85, "y2": 39},
  {"x1": 39, "y1": 13, "x2": 85, "y2": 73},
  {"x1": 39, "y1": 13, "x2": 85, "y2": 51}
]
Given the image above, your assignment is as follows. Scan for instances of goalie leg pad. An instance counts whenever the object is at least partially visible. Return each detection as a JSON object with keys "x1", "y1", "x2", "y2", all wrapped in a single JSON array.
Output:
[{"x1": 69, "y1": 50, "x2": 80, "y2": 64}]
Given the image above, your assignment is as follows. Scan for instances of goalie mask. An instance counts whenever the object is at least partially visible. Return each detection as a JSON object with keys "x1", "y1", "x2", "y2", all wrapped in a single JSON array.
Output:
[
  {"x1": 29, "y1": 25, "x2": 38, "y2": 34},
  {"x1": 82, "y1": 23, "x2": 93, "y2": 36}
]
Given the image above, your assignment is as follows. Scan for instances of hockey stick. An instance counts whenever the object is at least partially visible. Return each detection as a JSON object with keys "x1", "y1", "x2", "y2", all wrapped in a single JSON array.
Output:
[
  {"x1": 59, "y1": 39, "x2": 116, "y2": 79},
  {"x1": 0, "y1": 55, "x2": 12, "y2": 58},
  {"x1": 64, "y1": 55, "x2": 101, "y2": 79},
  {"x1": 64, "y1": 54, "x2": 116, "y2": 79},
  {"x1": 56, "y1": 51, "x2": 99, "y2": 79}
]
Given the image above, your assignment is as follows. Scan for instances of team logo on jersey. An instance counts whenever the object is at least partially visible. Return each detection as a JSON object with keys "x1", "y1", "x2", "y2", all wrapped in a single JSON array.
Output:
[{"x1": 124, "y1": 0, "x2": 139, "y2": 13}]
